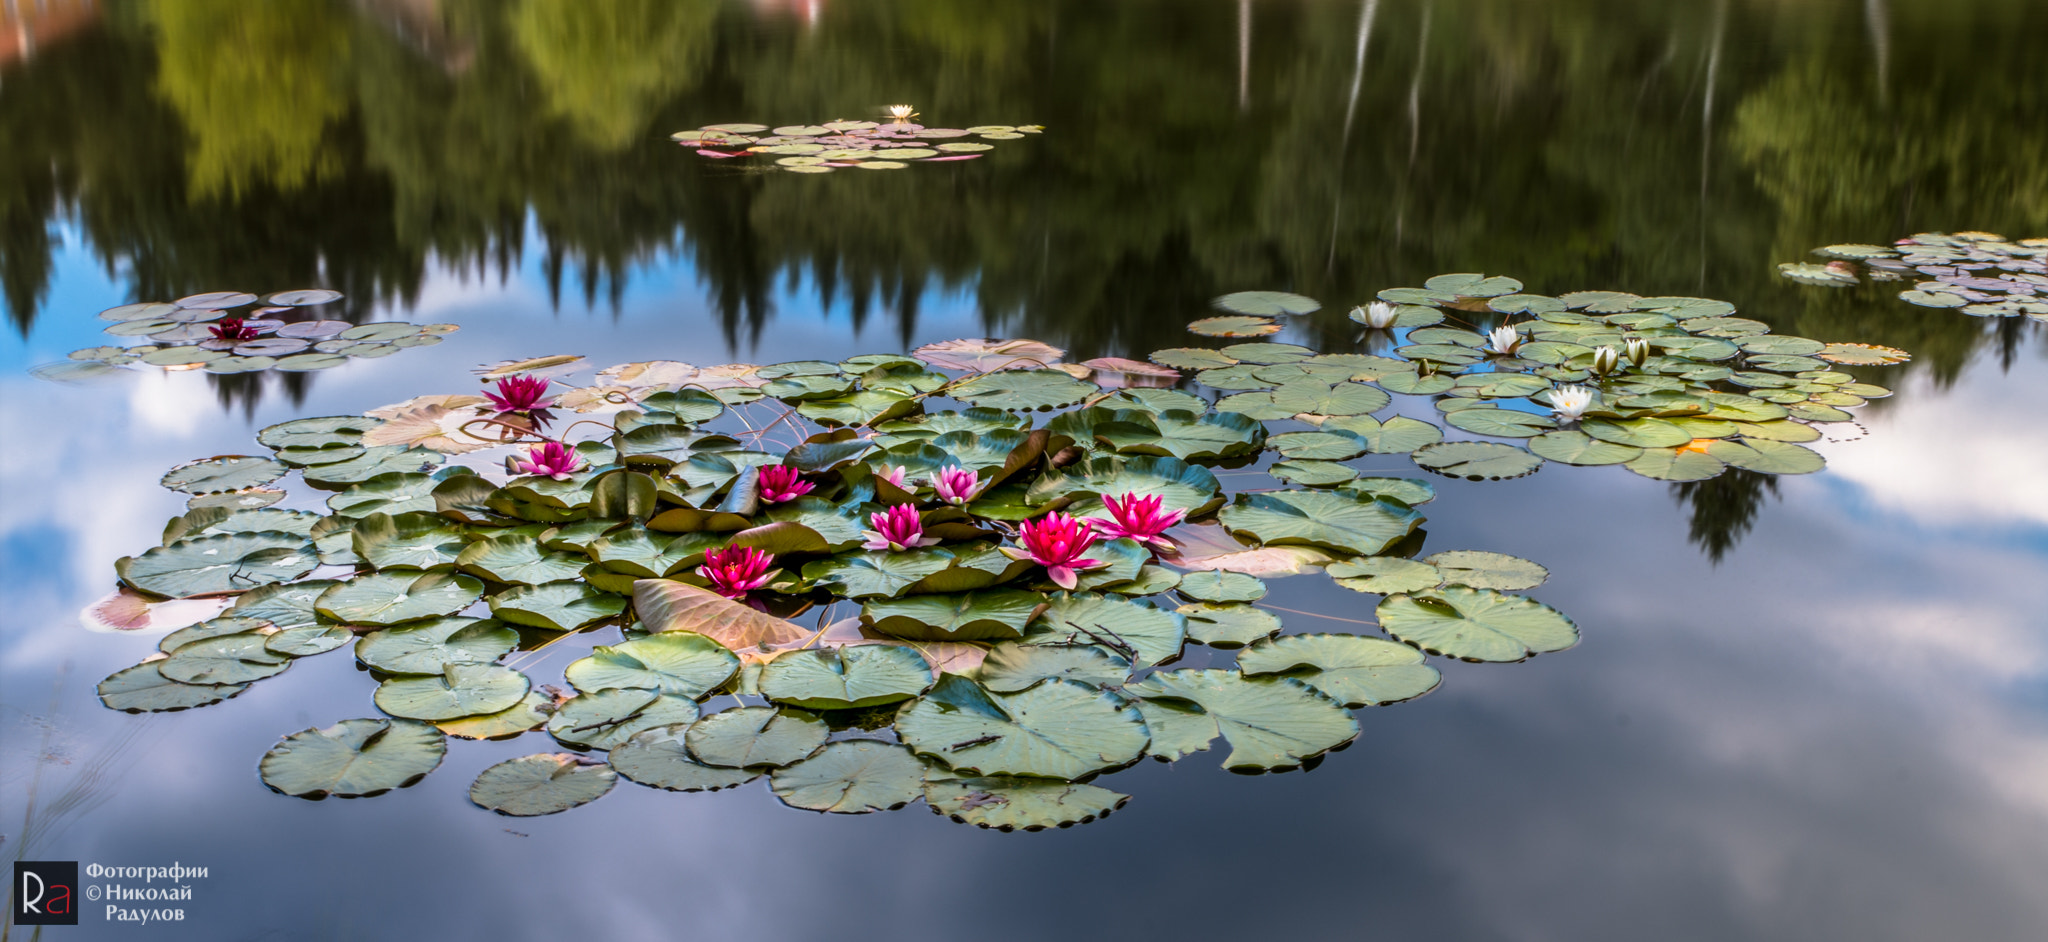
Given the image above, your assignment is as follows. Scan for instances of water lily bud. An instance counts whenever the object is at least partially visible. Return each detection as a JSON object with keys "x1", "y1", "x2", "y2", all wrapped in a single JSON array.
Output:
[
  {"x1": 1624, "y1": 337, "x2": 1650, "y2": 367},
  {"x1": 1590, "y1": 345, "x2": 1619, "y2": 375}
]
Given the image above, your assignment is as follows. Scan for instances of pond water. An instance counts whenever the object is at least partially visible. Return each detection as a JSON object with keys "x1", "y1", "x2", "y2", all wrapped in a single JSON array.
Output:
[{"x1": 4, "y1": 1, "x2": 2046, "y2": 939}]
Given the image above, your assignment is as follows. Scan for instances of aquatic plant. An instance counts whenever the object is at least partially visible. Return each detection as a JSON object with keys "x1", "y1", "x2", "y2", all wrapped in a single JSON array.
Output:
[
  {"x1": 34, "y1": 289, "x2": 458, "y2": 383},
  {"x1": 862, "y1": 505, "x2": 939, "y2": 552},
  {"x1": 1777, "y1": 231, "x2": 2047, "y2": 322},
  {"x1": 671, "y1": 118, "x2": 1042, "y2": 174}
]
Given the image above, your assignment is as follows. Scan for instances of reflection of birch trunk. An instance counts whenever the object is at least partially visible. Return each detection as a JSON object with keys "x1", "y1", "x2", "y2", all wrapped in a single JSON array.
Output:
[
  {"x1": 1698, "y1": 0, "x2": 1726, "y2": 289},
  {"x1": 1328, "y1": 0, "x2": 1381, "y2": 273},
  {"x1": 1395, "y1": 5, "x2": 1430, "y2": 242},
  {"x1": 1865, "y1": 0, "x2": 1890, "y2": 104}
]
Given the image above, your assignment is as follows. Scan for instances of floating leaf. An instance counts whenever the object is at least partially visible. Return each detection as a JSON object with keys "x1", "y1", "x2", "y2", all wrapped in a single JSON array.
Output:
[
  {"x1": 632, "y1": 579, "x2": 812, "y2": 653},
  {"x1": 687, "y1": 707, "x2": 829, "y2": 768},
  {"x1": 979, "y1": 642, "x2": 1131, "y2": 690},
  {"x1": 1410, "y1": 441, "x2": 1543, "y2": 481},
  {"x1": 316, "y1": 571, "x2": 484, "y2": 626},
  {"x1": 97, "y1": 663, "x2": 246, "y2": 713},
  {"x1": 1213, "y1": 291, "x2": 1320, "y2": 317},
  {"x1": 1127, "y1": 670, "x2": 1357, "y2": 772},
  {"x1": 470, "y1": 754, "x2": 616, "y2": 816},
  {"x1": 489, "y1": 582, "x2": 627, "y2": 632},
  {"x1": 158, "y1": 633, "x2": 291, "y2": 685},
  {"x1": 1319, "y1": 415, "x2": 1443, "y2": 454},
  {"x1": 160, "y1": 456, "x2": 287, "y2": 494},
  {"x1": 564, "y1": 632, "x2": 739, "y2": 697},
  {"x1": 1527, "y1": 430, "x2": 1642, "y2": 466},
  {"x1": 770, "y1": 740, "x2": 926, "y2": 813},
  {"x1": 949, "y1": 368, "x2": 1095, "y2": 410},
  {"x1": 1624, "y1": 446, "x2": 1725, "y2": 481},
  {"x1": 1327, "y1": 557, "x2": 1440, "y2": 595},
  {"x1": 1424, "y1": 551, "x2": 1548, "y2": 590},
  {"x1": 1377, "y1": 588, "x2": 1577, "y2": 661},
  {"x1": 354, "y1": 617, "x2": 518, "y2": 674},
  {"x1": 1024, "y1": 593, "x2": 1185, "y2": 667},
  {"x1": 120, "y1": 531, "x2": 316, "y2": 598},
  {"x1": 1219, "y1": 490, "x2": 1422, "y2": 556},
  {"x1": 758, "y1": 645, "x2": 935, "y2": 709},
  {"x1": 546, "y1": 688, "x2": 701, "y2": 750},
  {"x1": 1702, "y1": 439, "x2": 1825, "y2": 474},
  {"x1": 925, "y1": 774, "x2": 1129, "y2": 831},
  {"x1": 1176, "y1": 603, "x2": 1283, "y2": 648},
  {"x1": 912, "y1": 338, "x2": 1063, "y2": 372},
  {"x1": 437, "y1": 691, "x2": 553, "y2": 741},
  {"x1": 610, "y1": 725, "x2": 761, "y2": 792},
  {"x1": 1816, "y1": 342, "x2": 1911, "y2": 365},
  {"x1": 1176, "y1": 570, "x2": 1267, "y2": 603},
  {"x1": 1188, "y1": 315, "x2": 1281, "y2": 337},
  {"x1": 259, "y1": 718, "x2": 446, "y2": 798},
  {"x1": 375, "y1": 664, "x2": 532, "y2": 721},
  {"x1": 897, "y1": 675, "x2": 1149, "y2": 779},
  {"x1": 1238, "y1": 634, "x2": 1441, "y2": 707}
]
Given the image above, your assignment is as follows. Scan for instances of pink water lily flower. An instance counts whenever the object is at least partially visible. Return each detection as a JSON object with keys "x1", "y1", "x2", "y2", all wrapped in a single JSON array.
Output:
[
  {"x1": 862, "y1": 505, "x2": 941, "y2": 552},
  {"x1": 931, "y1": 466, "x2": 987, "y2": 505},
  {"x1": 758, "y1": 465, "x2": 815, "y2": 503},
  {"x1": 506, "y1": 441, "x2": 583, "y2": 480},
  {"x1": 875, "y1": 465, "x2": 910, "y2": 489},
  {"x1": 700, "y1": 545, "x2": 775, "y2": 600},
  {"x1": 1090, "y1": 492, "x2": 1186, "y2": 553},
  {"x1": 209, "y1": 317, "x2": 260, "y2": 341},
  {"x1": 1001, "y1": 511, "x2": 1105, "y2": 590},
  {"x1": 485, "y1": 375, "x2": 554, "y2": 413}
]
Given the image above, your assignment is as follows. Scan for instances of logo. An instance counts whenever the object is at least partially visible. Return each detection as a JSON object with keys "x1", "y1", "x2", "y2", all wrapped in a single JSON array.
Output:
[{"x1": 14, "y1": 861, "x2": 78, "y2": 925}]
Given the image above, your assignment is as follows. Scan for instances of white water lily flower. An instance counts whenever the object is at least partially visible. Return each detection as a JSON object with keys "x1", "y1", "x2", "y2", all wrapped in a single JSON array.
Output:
[
  {"x1": 1624, "y1": 337, "x2": 1651, "y2": 367},
  {"x1": 1487, "y1": 325, "x2": 1522, "y2": 355},
  {"x1": 1549, "y1": 385, "x2": 1596, "y2": 421},
  {"x1": 1355, "y1": 301, "x2": 1399, "y2": 329},
  {"x1": 1590, "y1": 345, "x2": 1620, "y2": 375},
  {"x1": 888, "y1": 104, "x2": 917, "y2": 120}
]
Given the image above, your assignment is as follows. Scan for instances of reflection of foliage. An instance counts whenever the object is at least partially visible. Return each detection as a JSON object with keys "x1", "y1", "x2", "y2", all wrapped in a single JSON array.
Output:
[
  {"x1": 98, "y1": 335, "x2": 1574, "y2": 827},
  {"x1": 1670, "y1": 469, "x2": 1779, "y2": 565},
  {"x1": 145, "y1": 0, "x2": 353, "y2": 200},
  {"x1": 509, "y1": 0, "x2": 717, "y2": 152}
]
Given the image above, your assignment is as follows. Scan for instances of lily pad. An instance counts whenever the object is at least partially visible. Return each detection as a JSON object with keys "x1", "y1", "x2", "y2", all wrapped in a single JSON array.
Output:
[
  {"x1": 1410, "y1": 441, "x2": 1543, "y2": 481},
  {"x1": 437, "y1": 691, "x2": 553, "y2": 740},
  {"x1": 259, "y1": 718, "x2": 447, "y2": 798},
  {"x1": 97, "y1": 663, "x2": 247, "y2": 713},
  {"x1": 470, "y1": 754, "x2": 616, "y2": 816},
  {"x1": 758, "y1": 645, "x2": 935, "y2": 709},
  {"x1": 1377, "y1": 588, "x2": 1577, "y2": 661},
  {"x1": 770, "y1": 740, "x2": 926, "y2": 813},
  {"x1": 896, "y1": 675, "x2": 1149, "y2": 779},
  {"x1": 1219, "y1": 490, "x2": 1422, "y2": 556},
  {"x1": 1703, "y1": 439, "x2": 1825, "y2": 474},
  {"x1": 546, "y1": 688, "x2": 702, "y2": 750},
  {"x1": 978, "y1": 642, "x2": 1132, "y2": 690},
  {"x1": 1126, "y1": 670, "x2": 1357, "y2": 772},
  {"x1": 354, "y1": 617, "x2": 518, "y2": 674},
  {"x1": 1176, "y1": 570, "x2": 1267, "y2": 603},
  {"x1": 1327, "y1": 557, "x2": 1441, "y2": 595},
  {"x1": 1320, "y1": 415, "x2": 1444, "y2": 454},
  {"x1": 316, "y1": 571, "x2": 484, "y2": 626},
  {"x1": 863, "y1": 589, "x2": 1045, "y2": 642},
  {"x1": 488, "y1": 582, "x2": 627, "y2": 632},
  {"x1": 949, "y1": 369, "x2": 1096, "y2": 410},
  {"x1": 564, "y1": 632, "x2": 739, "y2": 697},
  {"x1": 687, "y1": 707, "x2": 829, "y2": 768},
  {"x1": 157, "y1": 632, "x2": 291, "y2": 685},
  {"x1": 1625, "y1": 446, "x2": 1726, "y2": 481},
  {"x1": 1213, "y1": 291, "x2": 1321, "y2": 317},
  {"x1": 1238, "y1": 633, "x2": 1441, "y2": 707},
  {"x1": 609, "y1": 725, "x2": 761, "y2": 792},
  {"x1": 161, "y1": 456, "x2": 288, "y2": 494},
  {"x1": 925, "y1": 774, "x2": 1129, "y2": 831},
  {"x1": 121, "y1": 531, "x2": 316, "y2": 598},
  {"x1": 1425, "y1": 551, "x2": 1549, "y2": 590},
  {"x1": 1527, "y1": 431, "x2": 1642, "y2": 466},
  {"x1": 1175, "y1": 603, "x2": 1284, "y2": 648},
  {"x1": 1024, "y1": 593, "x2": 1186, "y2": 667},
  {"x1": 1188, "y1": 315, "x2": 1281, "y2": 337},
  {"x1": 375, "y1": 664, "x2": 532, "y2": 721}
]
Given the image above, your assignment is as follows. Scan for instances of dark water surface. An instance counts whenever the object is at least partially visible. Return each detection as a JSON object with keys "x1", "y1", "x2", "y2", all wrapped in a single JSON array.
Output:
[{"x1": 4, "y1": 2, "x2": 2045, "y2": 940}]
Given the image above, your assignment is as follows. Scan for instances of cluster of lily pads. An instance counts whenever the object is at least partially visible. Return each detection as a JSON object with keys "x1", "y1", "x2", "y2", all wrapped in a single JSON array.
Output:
[
  {"x1": 92, "y1": 336, "x2": 1578, "y2": 830},
  {"x1": 1181, "y1": 276, "x2": 1907, "y2": 483},
  {"x1": 32, "y1": 289, "x2": 456, "y2": 383},
  {"x1": 1777, "y1": 231, "x2": 2048, "y2": 322},
  {"x1": 673, "y1": 108, "x2": 1041, "y2": 174}
]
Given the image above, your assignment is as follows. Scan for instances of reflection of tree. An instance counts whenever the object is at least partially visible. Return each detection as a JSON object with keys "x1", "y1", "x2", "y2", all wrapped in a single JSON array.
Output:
[
  {"x1": 1670, "y1": 468, "x2": 1779, "y2": 564},
  {"x1": 508, "y1": 0, "x2": 717, "y2": 152}
]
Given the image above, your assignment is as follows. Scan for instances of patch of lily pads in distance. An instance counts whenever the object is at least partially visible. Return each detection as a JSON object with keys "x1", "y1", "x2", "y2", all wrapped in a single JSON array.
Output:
[
  {"x1": 86, "y1": 331, "x2": 1579, "y2": 831},
  {"x1": 30, "y1": 289, "x2": 458, "y2": 383},
  {"x1": 1776, "y1": 231, "x2": 2048, "y2": 321},
  {"x1": 1187, "y1": 276, "x2": 1908, "y2": 483},
  {"x1": 673, "y1": 107, "x2": 1043, "y2": 174}
]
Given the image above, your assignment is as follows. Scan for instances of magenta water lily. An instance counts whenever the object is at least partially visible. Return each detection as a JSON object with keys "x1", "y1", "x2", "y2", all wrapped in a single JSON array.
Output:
[
  {"x1": 931, "y1": 465, "x2": 987, "y2": 505},
  {"x1": 506, "y1": 441, "x2": 582, "y2": 480},
  {"x1": 759, "y1": 465, "x2": 815, "y2": 503},
  {"x1": 209, "y1": 317, "x2": 261, "y2": 342},
  {"x1": 1091, "y1": 492, "x2": 1186, "y2": 553},
  {"x1": 485, "y1": 375, "x2": 554, "y2": 413},
  {"x1": 862, "y1": 505, "x2": 940, "y2": 551},
  {"x1": 699, "y1": 545, "x2": 776, "y2": 599},
  {"x1": 1002, "y1": 511, "x2": 1105, "y2": 590}
]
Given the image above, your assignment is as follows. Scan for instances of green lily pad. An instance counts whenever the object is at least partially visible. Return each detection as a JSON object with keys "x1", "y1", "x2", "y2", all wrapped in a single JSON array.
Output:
[
  {"x1": 758, "y1": 645, "x2": 935, "y2": 710},
  {"x1": 1425, "y1": 273, "x2": 1523, "y2": 298},
  {"x1": 949, "y1": 369, "x2": 1096, "y2": 410},
  {"x1": 1703, "y1": 439, "x2": 1825, "y2": 474},
  {"x1": 1527, "y1": 430, "x2": 1643, "y2": 466},
  {"x1": 1268, "y1": 460, "x2": 1359, "y2": 487},
  {"x1": 316, "y1": 571, "x2": 484, "y2": 626},
  {"x1": 925, "y1": 774, "x2": 1129, "y2": 831},
  {"x1": 1175, "y1": 603, "x2": 1284, "y2": 648},
  {"x1": 1319, "y1": 415, "x2": 1444, "y2": 454},
  {"x1": 1327, "y1": 557, "x2": 1441, "y2": 595},
  {"x1": 862, "y1": 589, "x2": 1046, "y2": 642},
  {"x1": 375, "y1": 664, "x2": 532, "y2": 721},
  {"x1": 302, "y1": 446, "x2": 443, "y2": 489},
  {"x1": 120, "y1": 531, "x2": 316, "y2": 599},
  {"x1": 354, "y1": 617, "x2": 518, "y2": 674},
  {"x1": 546, "y1": 688, "x2": 702, "y2": 750},
  {"x1": 1188, "y1": 315, "x2": 1281, "y2": 338},
  {"x1": 158, "y1": 633, "x2": 292, "y2": 684},
  {"x1": 564, "y1": 632, "x2": 739, "y2": 697},
  {"x1": 1410, "y1": 441, "x2": 1543, "y2": 481},
  {"x1": 1176, "y1": 570, "x2": 1267, "y2": 603},
  {"x1": 1149, "y1": 347, "x2": 1240, "y2": 370},
  {"x1": 470, "y1": 754, "x2": 616, "y2": 816},
  {"x1": 1582, "y1": 417, "x2": 1693, "y2": 448},
  {"x1": 979, "y1": 642, "x2": 1132, "y2": 690},
  {"x1": 896, "y1": 675, "x2": 1150, "y2": 779},
  {"x1": 161, "y1": 456, "x2": 288, "y2": 494},
  {"x1": 1213, "y1": 291, "x2": 1320, "y2": 317},
  {"x1": 350, "y1": 512, "x2": 467, "y2": 569},
  {"x1": 97, "y1": 663, "x2": 247, "y2": 713},
  {"x1": 158, "y1": 615, "x2": 266, "y2": 654},
  {"x1": 770, "y1": 740, "x2": 926, "y2": 813},
  {"x1": 1445, "y1": 407, "x2": 1557, "y2": 438},
  {"x1": 1269, "y1": 431, "x2": 1368, "y2": 460},
  {"x1": 803, "y1": 549, "x2": 958, "y2": 599},
  {"x1": 686, "y1": 706, "x2": 829, "y2": 768},
  {"x1": 266, "y1": 625, "x2": 354, "y2": 657},
  {"x1": 327, "y1": 473, "x2": 438, "y2": 517},
  {"x1": 259, "y1": 718, "x2": 447, "y2": 798},
  {"x1": 1023, "y1": 593, "x2": 1186, "y2": 667},
  {"x1": 1422, "y1": 551, "x2": 1548, "y2": 590},
  {"x1": 437, "y1": 691, "x2": 553, "y2": 740},
  {"x1": 1625, "y1": 446, "x2": 1726, "y2": 481},
  {"x1": 1377, "y1": 588, "x2": 1577, "y2": 661},
  {"x1": 1374, "y1": 371, "x2": 1457, "y2": 395},
  {"x1": 488, "y1": 582, "x2": 627, "y2": 631},
  {"x1": 457, "y1": 535, "x2": 589, "y2": 585},
  {"x1": 1126, "y1": 669, "x2": 1357, "y2": 772},
  {"x1": 609, "y1": 725, "x2": 762, "y2": 792},
  {"x1": 223, "y1": 580, "x2": 336, "y2": 630},
  {"x1": 1340, "y1": 477, "x2": 1437, "y2": 506},
  {"x1": 1219, "y1": 490, "x2": 1422, "y2": 556},
  {"x1": 1237, "y1": 633, "x2": 1441, "y2": 707}
]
